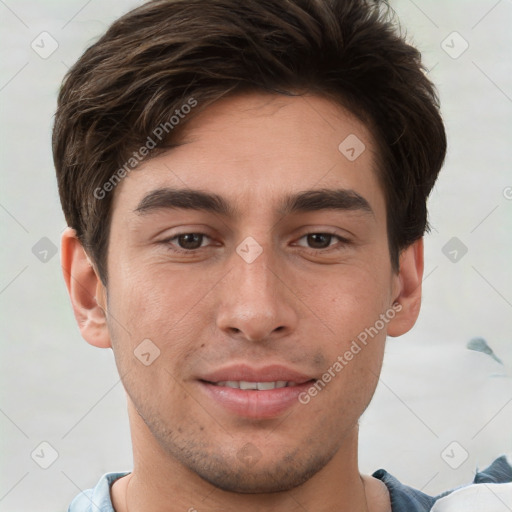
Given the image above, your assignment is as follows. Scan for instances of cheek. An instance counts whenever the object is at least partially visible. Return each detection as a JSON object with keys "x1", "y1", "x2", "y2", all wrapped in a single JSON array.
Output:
[
  {"x1": 301, "y1": 264, "x2": 392, "y2": 340},
  {"x1": 105, "y1": 278, "x2": 199, "y2": 417},
  {"x1": 299, "y1": 264, "x2": 390, "y2": 402},
  {"x1": 105, "y1": 263, "x2": 210, "y2": 374},
  {"x1": 109, "y1": 261, "x2": 192, "y2": 332},
  {"x1": 298, "y1": 346, "x2": 383, "y2": 440},
  {"x1": 305, "y1": 319, "x2": 386, "y2": 425}
]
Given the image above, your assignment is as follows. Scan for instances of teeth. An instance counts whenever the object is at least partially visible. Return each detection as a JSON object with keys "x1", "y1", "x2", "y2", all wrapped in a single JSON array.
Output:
[
  {"x1": 240, "y1": 381, "x2": 257, "y2": 390},
  {"x1": 257, "y1": 381, "x2": 278, "y2": 390},
  {"x1": 213, "y1": 380, "x2": 296, "y2": 389}
]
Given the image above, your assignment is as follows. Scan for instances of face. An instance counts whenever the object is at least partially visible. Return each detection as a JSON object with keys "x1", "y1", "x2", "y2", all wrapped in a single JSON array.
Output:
[{"x1": 79, "y1": 93, "x2": 418, "y2": 493}]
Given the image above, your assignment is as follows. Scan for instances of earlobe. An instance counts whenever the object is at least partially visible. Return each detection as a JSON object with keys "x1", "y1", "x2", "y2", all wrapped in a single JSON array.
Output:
[
  {"x1": 61, "y1": 227, "x2": 111, "y2": 348},
  {"x1": 387, "y1": 238, "x2": 424, "y2": 337}
]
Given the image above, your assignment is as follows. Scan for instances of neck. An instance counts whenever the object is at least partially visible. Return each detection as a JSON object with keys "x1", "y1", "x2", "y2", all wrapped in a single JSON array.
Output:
[{"x1": 112, "y1": 401, "x2": 379, "y2": 512}]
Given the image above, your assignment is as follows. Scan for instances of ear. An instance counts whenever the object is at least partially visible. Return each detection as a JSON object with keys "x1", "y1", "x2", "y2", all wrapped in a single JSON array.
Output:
[
  {"x1": 61, "y1": 227, "x2": 111, "y2": 348},
  {"x1": 387, "y1": 238, "x2": 424, "y2": 337}
]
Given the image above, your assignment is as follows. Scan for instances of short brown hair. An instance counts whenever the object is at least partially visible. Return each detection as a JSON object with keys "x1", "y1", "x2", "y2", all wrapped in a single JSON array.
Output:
[{"x1": 53, "y1": 0, "x2": 446, "y2": 284}]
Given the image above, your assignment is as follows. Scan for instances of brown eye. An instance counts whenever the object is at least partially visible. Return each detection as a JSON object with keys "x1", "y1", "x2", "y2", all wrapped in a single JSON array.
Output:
[
  {"x1": 306, "y1": 233, "x2": 334, "y2": 249},
  {"x1": 294, "y1": 232, "x2": 350, "y2": 253},
  {"x1": 176, "y1": 233, "x2": 205, "y2": 250}
]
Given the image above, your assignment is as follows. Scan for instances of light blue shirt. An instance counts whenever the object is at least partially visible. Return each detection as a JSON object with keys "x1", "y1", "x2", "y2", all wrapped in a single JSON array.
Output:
[{"x1": 68, "y1": 455, "x2": 512, "y2": 512}]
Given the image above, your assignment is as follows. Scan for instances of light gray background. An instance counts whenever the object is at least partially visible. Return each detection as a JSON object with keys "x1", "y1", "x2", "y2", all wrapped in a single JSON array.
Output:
[{"x1": 1, "y1": 1, "x2": 511, "y2": 511}]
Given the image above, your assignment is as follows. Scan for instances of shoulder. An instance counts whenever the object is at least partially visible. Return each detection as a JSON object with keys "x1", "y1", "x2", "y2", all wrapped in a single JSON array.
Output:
[
  {"x1": 372, "y1": 455, "x2": 512, "y2": 512},
  {"x1": 431, "y1": 455, "x2": 512, "y2": 512},
  {"x1": 68, "y1": 472, "x2": 130, "y2": 512}
]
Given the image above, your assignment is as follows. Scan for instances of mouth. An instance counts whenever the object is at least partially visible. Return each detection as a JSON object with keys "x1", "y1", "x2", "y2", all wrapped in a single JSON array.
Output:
[
  {"x1": 205, "y1": 380, "x2": 303, "y2": 390},
  {"x1": 197, "y1": 365, "x2": 316, "y2": 419}
]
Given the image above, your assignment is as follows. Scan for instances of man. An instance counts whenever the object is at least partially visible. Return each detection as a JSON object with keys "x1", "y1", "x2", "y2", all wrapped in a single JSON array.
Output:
[{"x1": 53, "y1": 0, "x2": 512, "y2": 510}]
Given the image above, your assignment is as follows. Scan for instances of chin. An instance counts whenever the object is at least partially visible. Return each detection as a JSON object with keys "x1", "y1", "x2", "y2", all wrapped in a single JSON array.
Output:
[
  {"x1": 172, "y1": 441, "x2": 338, "y2": 494},
  {"x1": 193, "y1": 461, "x2": 324, "y2": 494}
]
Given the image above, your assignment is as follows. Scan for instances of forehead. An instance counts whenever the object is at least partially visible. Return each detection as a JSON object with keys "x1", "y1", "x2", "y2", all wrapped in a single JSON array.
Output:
[{"x1": 112, "y1": 92, "x2": 384, "y2": 218}]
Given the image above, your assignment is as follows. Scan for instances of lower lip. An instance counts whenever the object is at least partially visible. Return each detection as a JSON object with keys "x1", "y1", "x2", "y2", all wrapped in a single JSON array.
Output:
[{"x1": 199, "y1": 380, "x2": 315, "y2": 419}]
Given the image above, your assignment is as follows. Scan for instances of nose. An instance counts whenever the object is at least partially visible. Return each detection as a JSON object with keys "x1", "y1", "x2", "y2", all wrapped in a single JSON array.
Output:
[{"x1": 215, "y1": 243, "x2": 299, "y2": 343}]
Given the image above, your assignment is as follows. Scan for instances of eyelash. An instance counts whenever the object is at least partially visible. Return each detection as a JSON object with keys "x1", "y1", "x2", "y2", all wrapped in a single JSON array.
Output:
[{"x1": 161, "y1": 231, "x2": 350, "y2": 255}]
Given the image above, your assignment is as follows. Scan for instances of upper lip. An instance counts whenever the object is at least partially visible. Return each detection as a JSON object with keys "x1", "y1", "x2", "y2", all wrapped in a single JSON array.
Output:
[{"x1": 199, "y1": 364, "x2": 315, "y2": 384}]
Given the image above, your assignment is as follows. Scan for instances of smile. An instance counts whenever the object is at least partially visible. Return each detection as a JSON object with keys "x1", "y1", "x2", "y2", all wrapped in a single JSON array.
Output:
[{"x1": 209, "y1": 380, "x2": 299, "y2": 390}]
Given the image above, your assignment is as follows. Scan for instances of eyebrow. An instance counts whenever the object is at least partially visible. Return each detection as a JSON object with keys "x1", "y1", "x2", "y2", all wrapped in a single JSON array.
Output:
[{"x1": 134, "y1": 187, "x2": 374, "y2": 217}]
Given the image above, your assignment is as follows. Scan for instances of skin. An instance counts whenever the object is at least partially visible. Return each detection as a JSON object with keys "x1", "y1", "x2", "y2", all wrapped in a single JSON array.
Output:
[{"x1": 62, "y1": 92, "x2": 423, "y2": 512}]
